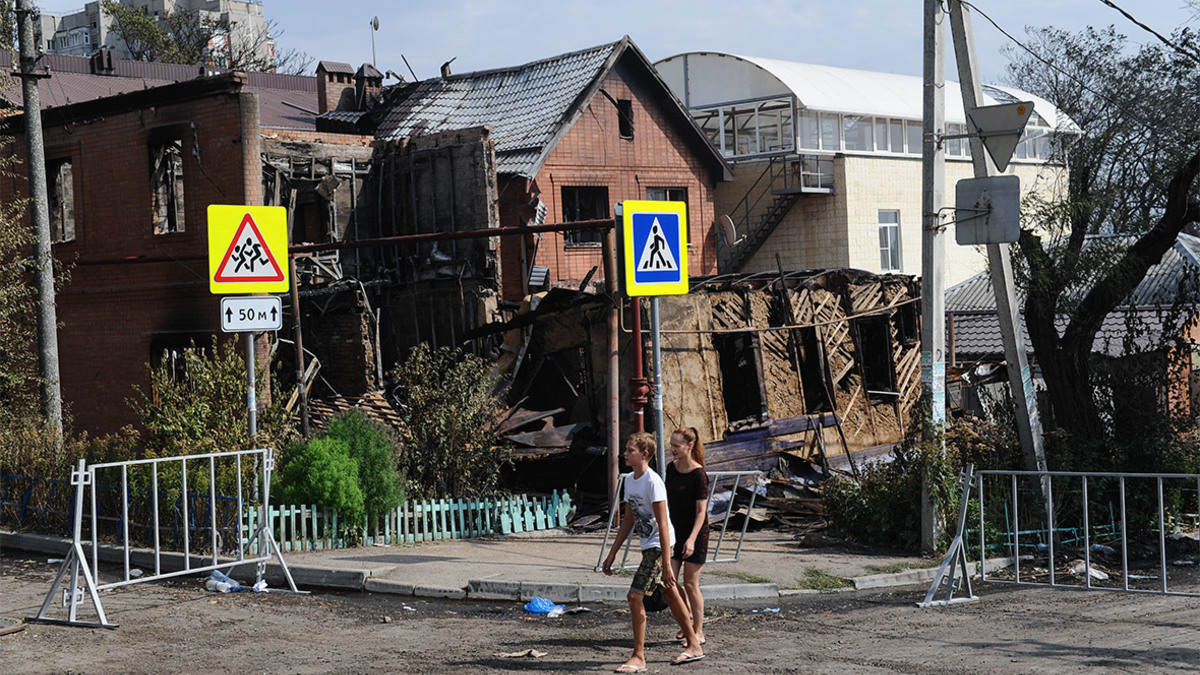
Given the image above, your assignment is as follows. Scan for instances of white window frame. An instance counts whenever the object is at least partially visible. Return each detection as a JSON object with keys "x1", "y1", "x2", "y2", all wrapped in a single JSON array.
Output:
[{"x1": 879, "y1": 210, "x2": 902, "y2": 273}]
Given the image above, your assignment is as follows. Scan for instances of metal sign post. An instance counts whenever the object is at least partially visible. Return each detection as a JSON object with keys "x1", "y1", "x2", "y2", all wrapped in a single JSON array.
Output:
[
  {"x1": 949, "y1": 1, "x2": 1047, "y2": 475},
  {"x1": 208, "y1": 205, "x2": 290, "y2": 444},
  {"x1": 617, "y1": 200, "x2": 689, "y2": 476}
]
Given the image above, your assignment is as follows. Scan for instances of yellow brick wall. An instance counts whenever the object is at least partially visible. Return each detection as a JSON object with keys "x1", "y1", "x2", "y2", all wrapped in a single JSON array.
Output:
[{"x1": 718, "y1": 154, "x2": 1066, "y2": 286}]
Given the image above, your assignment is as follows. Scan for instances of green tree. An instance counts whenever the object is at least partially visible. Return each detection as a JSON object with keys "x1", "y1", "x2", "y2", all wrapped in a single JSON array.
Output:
[
  {"x1": 276, "y1": 436, "x2": 364, "y2": 523},
  {"x1": 325, "y1": 409, "x2": 404, "y2": 519},
  {"x1": 1003, "y1": 26, "x2": 1200, "y2": 446},
  {"x1": 99, "y1": 1, "x2": 312, "y2": 74},
  {"x1": 391, "y1": 344, "x2": 504, "y2": 498}
]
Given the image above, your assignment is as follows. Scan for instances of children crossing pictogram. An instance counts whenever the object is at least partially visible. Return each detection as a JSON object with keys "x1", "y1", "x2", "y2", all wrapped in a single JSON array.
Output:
[
  {"x1": 207, "y1": 205, "x2": 289, "y2": 294},
  {"x1": 636, "y1": 218, "x2": 680, "y2": 272},
  {"x1": 213, "y1": 213, "x2": 285, "y2": 282}
]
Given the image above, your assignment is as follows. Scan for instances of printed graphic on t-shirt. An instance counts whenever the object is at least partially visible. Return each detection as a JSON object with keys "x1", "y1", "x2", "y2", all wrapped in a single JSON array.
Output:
[{"x1": 628, "y1": 492, "x2": 654, "y2": 541}]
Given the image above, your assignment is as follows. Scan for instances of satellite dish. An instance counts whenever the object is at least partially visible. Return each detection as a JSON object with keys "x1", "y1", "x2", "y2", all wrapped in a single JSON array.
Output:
[
  {"x1": 371, "y1": 16, "x2": 380, "y2": 30},
  {"x1": 719, "y1": 214, "x2": 743, "y2": 246}
]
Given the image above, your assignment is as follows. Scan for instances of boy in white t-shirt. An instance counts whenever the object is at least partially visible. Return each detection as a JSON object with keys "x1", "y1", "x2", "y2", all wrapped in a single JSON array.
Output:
[{"x1": 602, "y1": 432, "x2": 705, "y2": 672}]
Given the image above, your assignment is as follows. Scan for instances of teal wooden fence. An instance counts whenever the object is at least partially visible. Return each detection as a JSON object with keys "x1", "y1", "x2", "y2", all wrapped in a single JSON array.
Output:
[{"x1": 250, "y1": 490, "x2": 573, "y2": 552}]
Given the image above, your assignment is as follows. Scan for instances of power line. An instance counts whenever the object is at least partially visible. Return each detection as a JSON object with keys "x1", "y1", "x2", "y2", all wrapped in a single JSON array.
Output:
[
  {"x1": 1096, "y1": 0, "x2": 1200, "y2": 66},
  {"x1": 960, "y1": 0, "x2": 1152, "y2": 129}
]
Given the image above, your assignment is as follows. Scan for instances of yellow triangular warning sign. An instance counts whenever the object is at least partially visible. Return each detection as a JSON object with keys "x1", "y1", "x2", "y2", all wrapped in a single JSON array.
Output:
[
  {"x1": 213, "y1": 213, "x2": 285, "y2": 283},
  {"x1": 636, "y1": 218, "x2": 678, "y2": 272}
]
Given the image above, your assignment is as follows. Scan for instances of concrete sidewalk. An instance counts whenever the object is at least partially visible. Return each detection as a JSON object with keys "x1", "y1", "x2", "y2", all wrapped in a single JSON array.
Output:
[
  {"x1": 1, "y1": 528, "x2": 941, "y2": 606},
  {"x1": 269, "y1": 529, "x2": 940, "y2": 604}
]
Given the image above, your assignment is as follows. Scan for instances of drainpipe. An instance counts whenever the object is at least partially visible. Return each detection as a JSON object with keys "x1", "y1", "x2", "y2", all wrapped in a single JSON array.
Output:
[
  {"x1": 630, "y1": 298, "x2": 650, "y2": 433},
  {"x1": 289, "y1": 257, "x2": 310, "y2": 438}
]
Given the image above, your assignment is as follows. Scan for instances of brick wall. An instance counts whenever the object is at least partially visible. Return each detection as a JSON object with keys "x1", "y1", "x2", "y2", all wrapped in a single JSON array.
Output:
[
  {"x1": 1, "y1": 88, "x2": 259, "y2": 436},
  {"x1": 521, "y1": 58, "x2": 721, "y2": 299},
  {"x1": 725, "y1": 154, "x2": 1066, "y2": 286}
]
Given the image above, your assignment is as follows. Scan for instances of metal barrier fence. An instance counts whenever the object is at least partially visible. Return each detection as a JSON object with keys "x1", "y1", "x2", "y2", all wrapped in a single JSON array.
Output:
[
  {"x1": 923, "y1": 465, "x2": 1200, "y2": 607},
  {"x1": 28, "y1": 448, "x2": 301, "y2": 628},
  {"x1": 595, "y1": 470, "x2": 765, "y2": 572}
]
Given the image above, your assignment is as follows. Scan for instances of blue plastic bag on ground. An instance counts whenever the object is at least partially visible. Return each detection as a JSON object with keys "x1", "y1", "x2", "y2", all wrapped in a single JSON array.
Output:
[{"x1": 524, "y1": 597, "x2": 564, "y2": 615}]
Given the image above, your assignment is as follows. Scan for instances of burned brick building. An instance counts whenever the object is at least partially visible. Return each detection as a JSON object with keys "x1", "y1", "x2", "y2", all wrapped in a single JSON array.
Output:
[
  {"x1": 0, "y1": 52, "x2": 375, "y2": 435},
  {"x1": 492, "y1": 270, "x2": 923, "y2": 484}
]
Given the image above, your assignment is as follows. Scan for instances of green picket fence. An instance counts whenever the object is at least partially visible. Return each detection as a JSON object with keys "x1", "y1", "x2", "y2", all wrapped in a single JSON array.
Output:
[{"x1": 249, "y1": 490, "x2": 573, "y2": 552}]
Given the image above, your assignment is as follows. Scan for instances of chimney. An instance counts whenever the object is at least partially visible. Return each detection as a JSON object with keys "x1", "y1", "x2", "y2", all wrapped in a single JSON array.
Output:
[
  {"x1": 355, "y1": 63, "x2": 384, "y2": 111},
  {"x1": 316, "y1": 60, "x2": 356, "y2": 114},
  {"x1": 440, "y1": 57, "x2": 456, "y2": 79}
]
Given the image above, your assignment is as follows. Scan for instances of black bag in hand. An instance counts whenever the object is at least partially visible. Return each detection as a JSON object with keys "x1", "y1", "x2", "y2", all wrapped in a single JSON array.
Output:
[{"x1": 642, "y1": 586, "x2": 668, "y2": 612}]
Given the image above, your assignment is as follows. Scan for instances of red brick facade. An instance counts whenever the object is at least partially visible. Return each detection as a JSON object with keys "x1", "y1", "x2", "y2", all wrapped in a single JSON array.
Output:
[
  {"x1": 0, "y1": 77, "x2": 262, "y2": 435},
  {"x1": 27, "y1": 81, "x2": 254, "y2": 435},
  {"x1": 494, "y1": 62, "x2": 721, "y2": 300}
]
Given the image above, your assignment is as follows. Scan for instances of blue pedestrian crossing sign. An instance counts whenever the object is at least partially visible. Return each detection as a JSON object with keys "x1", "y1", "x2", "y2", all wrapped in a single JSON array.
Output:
[{"x1": 619, "y1": 200, "x2": 688, "y2": 296}]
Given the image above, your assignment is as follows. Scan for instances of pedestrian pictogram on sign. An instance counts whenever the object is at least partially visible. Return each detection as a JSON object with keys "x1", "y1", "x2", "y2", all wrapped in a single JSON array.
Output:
[
  {"x1": 208, "y1": 205, "x2": 289, "y2": 294},
  {"x1": 636, "y1": 218, "x2": 680, "y2": 273},
  {"x1": 619, "y1": 200, "x2": 688, "y2": 297}
]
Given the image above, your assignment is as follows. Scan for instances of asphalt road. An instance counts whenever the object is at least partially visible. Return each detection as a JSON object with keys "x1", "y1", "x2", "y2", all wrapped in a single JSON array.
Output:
[{"x1": 4, "y1": 552, "x2": 1200, "y2": 674}]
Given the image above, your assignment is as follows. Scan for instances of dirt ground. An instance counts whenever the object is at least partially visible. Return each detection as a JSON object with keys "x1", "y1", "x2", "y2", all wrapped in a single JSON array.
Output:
[{"x1": 5, "y1": 554, "x2": 1200, "y2": 674}]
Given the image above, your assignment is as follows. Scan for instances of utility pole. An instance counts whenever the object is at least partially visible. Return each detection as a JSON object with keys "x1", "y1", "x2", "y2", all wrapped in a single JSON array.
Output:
[
  {"x1": 16, "y1": 0, "x2": 63, "y2": 440},
  {"x1": 919, "y1": 0, "x2": 947, "y2": 553},
  {"x1": 948, "y1": 1, "x2": 1047, "y2": 474}
]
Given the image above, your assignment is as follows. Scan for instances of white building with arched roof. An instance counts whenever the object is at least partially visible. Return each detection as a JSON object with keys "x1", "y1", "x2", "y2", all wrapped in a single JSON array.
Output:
[{"x1": 654, "y1": 52, "x2": 1078, "y2": 285}]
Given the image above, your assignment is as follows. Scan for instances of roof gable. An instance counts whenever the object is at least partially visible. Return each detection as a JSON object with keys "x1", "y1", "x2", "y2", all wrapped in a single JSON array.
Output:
[
  {"x1": 369, "y1": 40, "x2": 620, "y2": 177},
  {"x1": 363, "y1": 37, "x2": 729, "y2": 180}
]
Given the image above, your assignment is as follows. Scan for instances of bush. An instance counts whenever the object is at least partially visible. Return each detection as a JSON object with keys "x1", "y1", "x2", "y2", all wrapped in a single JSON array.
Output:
[
  {"x1": 822, "y1": 405, "x2": 1002, "y2": 551},
  {"x1": 129, "y1": 335, "x2": 297, "y2": 457},
  {"x1": 390, "y1": 344, "x2": 504, "y2": 498},
  {"x1": 276, "y1": 437, "x2": 364, "y2": 523},
  {"x1": 325, "y1": 409, "x2": 404, "y2": 518}
]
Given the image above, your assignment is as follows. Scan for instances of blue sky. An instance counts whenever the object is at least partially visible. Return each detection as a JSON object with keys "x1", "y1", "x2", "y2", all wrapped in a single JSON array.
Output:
[{"x1": 31, "y1": 0, "x2": 1199, "y2": 84}]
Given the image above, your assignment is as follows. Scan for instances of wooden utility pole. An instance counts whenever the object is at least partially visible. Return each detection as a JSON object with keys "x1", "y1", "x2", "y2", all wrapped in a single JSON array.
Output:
[{"x1": 16, "y1": 0, "x2": 63, "y2": 440}]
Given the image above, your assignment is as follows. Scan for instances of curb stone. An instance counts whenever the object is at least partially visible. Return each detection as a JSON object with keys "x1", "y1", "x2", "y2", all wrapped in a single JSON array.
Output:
[
  {"x1": 466, "y1": 579, "x2": 522, "y2": 600},
  {"x1": 413, "y1": 585, "x2": 467, "y2": 600},
  {"x1": 365, "y1": 578, "x2": 416, "y2": 595}
]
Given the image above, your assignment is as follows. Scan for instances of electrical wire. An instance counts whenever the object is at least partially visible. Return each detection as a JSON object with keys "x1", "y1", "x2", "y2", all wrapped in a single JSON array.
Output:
[
  {"x1": 960, "y1": 0, "x2": 1155, "y2": 129},
  {"x1": 1096, "y1": 0, "x2": 1200, "y2": 66}
]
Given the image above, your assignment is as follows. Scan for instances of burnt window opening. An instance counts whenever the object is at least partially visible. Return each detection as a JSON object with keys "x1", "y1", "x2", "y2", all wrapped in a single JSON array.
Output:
[
  {"x1": 562, "y1": 186, "x2": 607, "y2": 246},
  {"x1": 149, "y1": 332, "x2": 214, "y2": 385},
  {"x1": 795, "y1": 326, "x2": 832, "y2": 413},
  {"x1": 894, "y1": 301, "x2": 919, "y2": 346},
  {"x1": 713, "y1": 331, "x2": 766, "y2": 428},
  {"x1": 150, "y1": 137, "x2": 186, "y2": 234},
  {"x1": 854, "y1": 316, "x2": 897, "y2": 403},
  {"x1": 617, "y1": 98, "x2": 634, "y2": 139},
  {"x1": 48, "y1": 158, "x2": 75, "y2": 243}
]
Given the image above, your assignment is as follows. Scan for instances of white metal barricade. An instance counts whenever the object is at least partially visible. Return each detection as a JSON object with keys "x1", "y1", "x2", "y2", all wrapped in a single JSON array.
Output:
[
  {"x1": 595, "y1": 470, "x2": 765, "y2": 572},
  {"x1": 29, "y1": 448, "x2": 302, "y2": 628},
  {"x1": 923, "y1": 465, "x2": 1200, "y2": 607}
]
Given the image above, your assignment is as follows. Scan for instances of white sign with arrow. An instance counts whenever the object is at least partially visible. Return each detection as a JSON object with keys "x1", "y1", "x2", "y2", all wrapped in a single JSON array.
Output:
[{"x1": 221, "y1": 296, "x2": 282, "y2": 333}]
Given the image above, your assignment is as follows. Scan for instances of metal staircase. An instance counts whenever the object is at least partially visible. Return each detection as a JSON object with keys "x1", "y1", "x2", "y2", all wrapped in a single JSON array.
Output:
[{"x1": 718, "y1": 153, "x2": 834, "y2": 273}]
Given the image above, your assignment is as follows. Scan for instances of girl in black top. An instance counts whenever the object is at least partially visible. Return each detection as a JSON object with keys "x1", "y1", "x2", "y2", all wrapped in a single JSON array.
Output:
[{"x1": 666, "y1": 427, "x2": 709, "y2": 647}]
